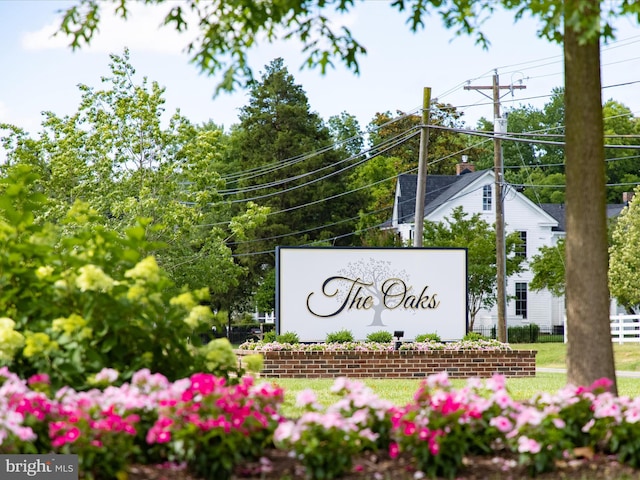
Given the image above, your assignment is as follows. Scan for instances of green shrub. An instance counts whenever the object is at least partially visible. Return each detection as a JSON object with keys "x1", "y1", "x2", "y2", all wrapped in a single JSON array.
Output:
[
  {"x1": 263, "y1": 330, "x2": 277, "y2": 342},
  {"x1": 366, "y1": 330, "x2": 393, "y2": 343},
  {"x1": 276, "y1": 331, "x2": 300, "y2": 344},
  {"x1": 463, "y1": 332, "x2": 488, "y2": 342},
  {"x1": 415, "y1": 333, "x2": 441, "y2": 342},
  {"x1": 507, "y1": 324, "x2": 540, "y2": 343},
  {"x1": 326, "y1": 329, "x2": 354, "y2": 343},
  {"x1": 0, "y1": 166, "x2": 224, "y2": 389}
]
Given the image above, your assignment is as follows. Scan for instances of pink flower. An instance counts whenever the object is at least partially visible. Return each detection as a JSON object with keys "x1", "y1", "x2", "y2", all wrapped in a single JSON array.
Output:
[
  {"x1": 94, "y1": 368, "x2": 119, "y2": 384},
  {"x1": 624, "y1": 408, "x2": 640, "y2": 423},
  {"x1": 589, "y1": 377, "x2": 614, "y2": 393},
  {"x1": 65, "y1": 427, "x2": 81, "y2": 443},
  {"x1": 389, "y1": 442, "x2": 400, "y2": 459},
  {"x1": 296, "y1": 389, "x2": 318, "y2": 408},
  {"x1": 517, "y1": 436, "x2": 541, "y2": 454},
  {"x1": 429, "y1": 435, "x2": 440, "y2": 455},
  {"x1": 403, "y1": 421, "x2": 416, "y2": 436},
  {"x1": 490, "y1": 416, "x2": 513, "y2": 433},
  {"x1": 28, "y1": 373, "x2": 50, "y2": 386}
]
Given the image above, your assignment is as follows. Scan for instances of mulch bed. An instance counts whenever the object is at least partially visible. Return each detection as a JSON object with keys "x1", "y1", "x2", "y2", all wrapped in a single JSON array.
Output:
[{"x1": 125, "y1": 449, "x2": 640, "y2": 480}]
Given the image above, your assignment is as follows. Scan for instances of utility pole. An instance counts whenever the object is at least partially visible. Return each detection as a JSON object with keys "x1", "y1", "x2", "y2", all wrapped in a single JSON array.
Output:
[
  {"x1": 464, "y1": 72, "x2": 525, "y2": 342},
  {"x1": 413, "y1": 87, "x2": 431, "y2": 248}
]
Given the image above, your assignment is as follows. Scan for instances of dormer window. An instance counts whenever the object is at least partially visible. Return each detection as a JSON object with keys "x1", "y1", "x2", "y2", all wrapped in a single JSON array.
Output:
[{"x1": 482, "y1": 185, "x2": 492, "y2": 211}]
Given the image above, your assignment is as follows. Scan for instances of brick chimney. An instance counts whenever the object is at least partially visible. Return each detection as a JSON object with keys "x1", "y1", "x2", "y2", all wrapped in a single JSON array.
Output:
[{"x1": 456, "y1": 155, "x2": 475, "y2": 175}]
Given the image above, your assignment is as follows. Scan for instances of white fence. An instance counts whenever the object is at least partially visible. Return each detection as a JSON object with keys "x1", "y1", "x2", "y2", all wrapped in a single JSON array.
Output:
[
  {"x1": 253, "y1": 311, "x2": 275, "y2": 324},
  {"x1": 564, "y1": 315, "x2": 640, "y2": 344},
  {"x1": 610, "y1": 315, "x2": 640, "y2": 344}
]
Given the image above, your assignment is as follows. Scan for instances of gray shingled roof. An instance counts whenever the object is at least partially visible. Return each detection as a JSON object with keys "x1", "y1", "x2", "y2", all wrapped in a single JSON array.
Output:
[
  {"x1": 397, "y1": 171, "x2": 486, "y2": 223},
  {"x1": 539, "y1": 204, "x2": 566, "y2": 231},
  {"x1": 397, "y1": 173, "x2": 625, "y2": 233}
]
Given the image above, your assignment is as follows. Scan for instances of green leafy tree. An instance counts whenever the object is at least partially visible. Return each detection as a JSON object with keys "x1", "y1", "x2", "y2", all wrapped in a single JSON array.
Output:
[
  {"x1": 56, "y1": 0, "x2": 640, "y2": 394},
  {"x1": 423, "y1": 206, "x2": 525, "y2": 330},
  {"x1": 356, "y1": 105, "x2": 481, "y2": 244},
  {"x1": 498, "y1": 92, "x2": 639, "y2": 206},
  {"x1": 517, "y1": 170, "x2": 566, "y2": 204},
  {"x1": 327, "y1": 111, "x2": 365, "y2": 158},
  {"x1": 347, "y1": 154, "x2": 401, "y2": 245},
  {"x1": 367, "y1": 104, "x2": 477, "y2": 176},
  {"x1": 603, "y1": 100, "x2": 640, "y2": 204},
  {"x1": 530, "y1": 238, "x2": 566, "y2": 297},
  {"x1": 477, "y1": 89, "x2": 567, "y2": 203},
  {"x1": 2, "y1": 50, "x2": 268, "y2": 310},
  {"x1": 609, "y1": 194, "x2": 640, "y2": 313}
]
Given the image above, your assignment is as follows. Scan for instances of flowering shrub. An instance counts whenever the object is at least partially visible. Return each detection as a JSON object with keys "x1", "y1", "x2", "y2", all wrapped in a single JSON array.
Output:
[
  {"x1": 49, "y1": 393, "x2": 139, "y2": 480},
  {"x1": 2, "y1": 366, "x2": 640, "y2": 479},
  {"x1": 391, "y1": 372, "x2": 486, "y2": 478},
  {"x1": 399, "y1": 338, "x2": 512, "y2": 351},
  {"x1": 0, "y1": 168, "x2": 232, "y2": 389},
  {"x1": 0, "y1": 367, "x2": 39, "y2": 453},
  {"x1": 238, "y1": 338, "x2": 512, "y2": 352},
  {"x1": 274, "y1": 378, "x2": 389, "y2": 479},
  {"x1": 146, "y1": 373, "x2": 284, "y2": 479}
]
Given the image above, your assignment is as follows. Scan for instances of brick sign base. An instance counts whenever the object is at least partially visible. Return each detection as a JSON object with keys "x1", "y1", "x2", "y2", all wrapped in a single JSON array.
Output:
[{"x1": 236, "y1": 349, "x2": 537, "y2": 379}]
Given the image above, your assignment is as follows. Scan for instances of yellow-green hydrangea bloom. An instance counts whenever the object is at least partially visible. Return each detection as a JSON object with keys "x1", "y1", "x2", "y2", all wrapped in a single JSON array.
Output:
[
  {"x1": 0, "y1": 317, "x2": 25, "y2": 362},
  {"x1": 35, "y1": 265, "x2": 55, "y2": 280},
  {"x1": 76, "y1": 264, "x2": 115, "y2": 292},
  {"x1": 23, "y1": 332, "x2": 59, "y2": 358},
  {"x1": 170, "y1": 292, "x2": 197, "y2": 310},
  {"x1": 125, "y1": 256, "x2": 161, "y2": 284},
  {"x1": 52, "y1": 314, "x2": 92, "y2": 339},
  {"x1": 203, "y1": 338, "x2": 237, "y2": 372},
  {"x1": 185, "y1": 305, "x2": 214, "y2": 329},
  {"x1": 126, "y1": 284, "x2": 147, "y2": 302}
]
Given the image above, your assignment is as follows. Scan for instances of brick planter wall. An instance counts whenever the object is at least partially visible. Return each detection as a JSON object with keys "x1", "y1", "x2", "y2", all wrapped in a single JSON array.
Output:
[{"x1": 236, "y1": 349, "x2": 537, "y2": 379}]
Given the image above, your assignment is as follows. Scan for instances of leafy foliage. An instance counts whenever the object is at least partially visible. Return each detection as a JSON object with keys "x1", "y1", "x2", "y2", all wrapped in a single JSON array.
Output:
[
  {"x1": 365, "y1": 330, "x2": 394, "y2": 343},
  {"x1": 1, "y1": 50, "x2": 269, "y2": 321},
  {"x1": 276, "y1": 331, "x2": 300, "y2": 344},
  {"x1": 462, "y1": 332, "x2": 488, "y2": 342},
  {"x1": 609, "y1": 195, "x2": 640, "y2": 312},
  {"x1": 415, "y1": 333, "x2": 442, "y2": 342},
  {"x1": 423, "y1": 206, "x2": 525, "y2": 330},
  {"x1": 0, "y1": 165, "x2": 237, "y2": 389},
  {"x1": 326, "y1": 329, "x2": 355, "y2": 343},
  {"x1": 530, "y1": 238, "x2": 566, "y2": 297}
]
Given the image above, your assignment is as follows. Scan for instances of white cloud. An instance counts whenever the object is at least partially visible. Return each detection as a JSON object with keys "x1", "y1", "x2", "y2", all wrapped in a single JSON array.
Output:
[{"x1": 21, "y1": 3, "x2": 197, "y2": 55}]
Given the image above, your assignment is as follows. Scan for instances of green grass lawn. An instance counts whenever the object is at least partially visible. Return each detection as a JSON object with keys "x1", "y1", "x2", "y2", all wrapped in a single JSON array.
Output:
[
  {"x1": 512, "y1": 342, "x2": 640, "y2": 371},
  {"x1": 269, "y1": 342, "x2": 640, "y2": 417}
]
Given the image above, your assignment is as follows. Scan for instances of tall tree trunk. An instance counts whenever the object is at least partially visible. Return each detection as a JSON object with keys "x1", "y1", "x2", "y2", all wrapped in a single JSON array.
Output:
[{"x1": 564, "y1": 0, "x2": 617, "y2": 393}]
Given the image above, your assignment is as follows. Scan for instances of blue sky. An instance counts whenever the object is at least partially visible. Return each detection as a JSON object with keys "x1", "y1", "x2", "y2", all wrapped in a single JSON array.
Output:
[{"x1": 1, "y1": 1, "x2": 640, "y2": 137}]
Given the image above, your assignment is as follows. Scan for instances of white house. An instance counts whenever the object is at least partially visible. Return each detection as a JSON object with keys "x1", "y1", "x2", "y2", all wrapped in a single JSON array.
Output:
[{"x1": 389, "y1": 164, "x2": 624, "y2": 334}]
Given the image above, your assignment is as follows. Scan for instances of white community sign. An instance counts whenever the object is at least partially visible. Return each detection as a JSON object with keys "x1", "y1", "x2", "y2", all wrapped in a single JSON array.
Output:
[{"x1": 276, "y1": 247, "x2": 468, "y2": 342}]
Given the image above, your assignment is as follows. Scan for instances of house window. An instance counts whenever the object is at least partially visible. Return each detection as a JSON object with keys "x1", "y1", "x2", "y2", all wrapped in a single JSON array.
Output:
[
  {"x1": 515, "y1": 282, "x2": 528, "y2": 319},
  {"x1": 516, "y1": 231, "x2": 527, "y2": 258},
  {"x1": 482, "y1": 185, "x2": 492, "y2": 211}
]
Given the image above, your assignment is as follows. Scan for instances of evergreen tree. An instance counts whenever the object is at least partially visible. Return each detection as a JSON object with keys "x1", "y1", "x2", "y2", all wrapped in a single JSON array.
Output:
[{"x1": 225, "y1": 58, "x2": 363, "y2": 284}]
